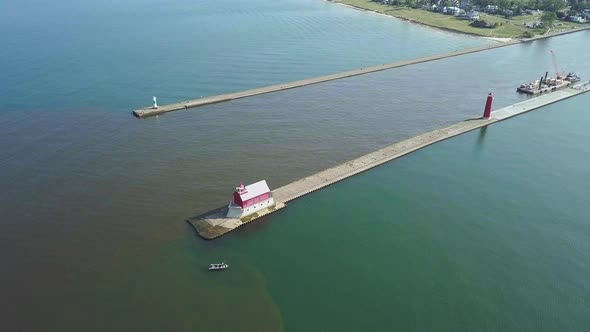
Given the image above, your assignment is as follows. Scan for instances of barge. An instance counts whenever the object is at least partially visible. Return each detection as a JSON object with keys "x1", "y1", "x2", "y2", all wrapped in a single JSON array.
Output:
[{"x1": 517, "y1": 71, "x2": 581, "y2": 95}]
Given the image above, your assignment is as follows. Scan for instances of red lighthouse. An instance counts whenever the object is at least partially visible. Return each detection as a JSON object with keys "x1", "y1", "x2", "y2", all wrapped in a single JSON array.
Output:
[{"x1": 483, "y1": 93, "x2": 494, "y2": 119}]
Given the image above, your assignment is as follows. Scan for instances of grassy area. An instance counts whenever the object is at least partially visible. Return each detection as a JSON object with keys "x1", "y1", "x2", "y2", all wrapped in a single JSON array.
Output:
[{"x1": 336, "y1": 0, "x2": 582, "y2": 38}]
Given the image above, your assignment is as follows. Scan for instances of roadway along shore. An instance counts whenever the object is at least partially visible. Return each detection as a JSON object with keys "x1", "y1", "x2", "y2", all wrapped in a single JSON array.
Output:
[
  {"x1": 187, "y1": 82, "x2": 590, "y2": 239},
  {"x1": 134, "y1": 26, "x2": 589, "y2": 118}
]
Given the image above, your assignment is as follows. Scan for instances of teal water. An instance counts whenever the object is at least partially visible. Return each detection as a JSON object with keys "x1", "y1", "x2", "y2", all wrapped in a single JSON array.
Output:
[
  {"x1": 1, "y1": 0, "x2": 590, "y2": 330},
  {"x1": 78, "y1": 94, "x2": 590, "y2": 331},
  {"x1": 252, "y1": 94, "x2": 590, "y2": 331}
]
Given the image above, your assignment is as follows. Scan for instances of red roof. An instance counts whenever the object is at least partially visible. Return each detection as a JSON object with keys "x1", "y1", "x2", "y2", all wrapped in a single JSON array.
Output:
[{"x1": 235, "y1": 180, "x2": 270, "y2": 201}]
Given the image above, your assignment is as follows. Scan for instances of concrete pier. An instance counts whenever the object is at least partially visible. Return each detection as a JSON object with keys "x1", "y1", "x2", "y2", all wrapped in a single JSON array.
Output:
[
  {"x1": 134, "y1": 43, "x2": 515, "y2": 118},
  {"x1": 134, "y1": 27, "x2": 589, "y2": 118},
  {"x1": 186, "y1": 83, "x2": 590, "y2": 239},
  {"x1": 187, "y1": 202, "x2": 287, "y2": 239}
]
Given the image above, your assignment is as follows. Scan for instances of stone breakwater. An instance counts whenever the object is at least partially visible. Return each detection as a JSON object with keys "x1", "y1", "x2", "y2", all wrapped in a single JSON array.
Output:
[
  {"x1": 187, "y1": 84, "x2": 589, "y2": 239},
  {"x1": 134, "y1": 27, "x2": 590, "y2": 118}
]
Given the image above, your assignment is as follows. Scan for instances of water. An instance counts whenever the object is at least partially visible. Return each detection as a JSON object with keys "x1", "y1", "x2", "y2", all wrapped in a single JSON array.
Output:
[
  {"x1": 235, "y1": 95, "x2": 590, "y2": 331},
  {"x1": 0, "y1": 0, "x2": 486, "y2": 111},
  {"x1": 1, "y1": 0, "x2": 590, "y2": 330}
]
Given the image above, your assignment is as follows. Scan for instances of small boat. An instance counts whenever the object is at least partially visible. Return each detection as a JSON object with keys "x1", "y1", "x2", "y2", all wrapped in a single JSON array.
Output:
[
  {"x1": 208, "y1": 262, "x2": 229, "y2": 271},
  {"x1": 565, "y1": 72, "x2": 581, "y2": 83}
]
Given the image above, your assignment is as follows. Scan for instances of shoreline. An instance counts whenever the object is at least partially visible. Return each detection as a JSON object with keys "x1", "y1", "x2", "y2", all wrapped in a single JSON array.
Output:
[
  {"x1": 327, "y1": 0, "x2": 587, "y2": 41},
  {"x1": 329, "y1": 0, "x2": 512, "y2": 42}
]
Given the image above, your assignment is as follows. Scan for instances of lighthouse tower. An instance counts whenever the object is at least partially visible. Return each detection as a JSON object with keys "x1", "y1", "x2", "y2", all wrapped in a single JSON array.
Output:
[{"x1": 483, "y1": 93, "x2": 493, "y2": 119}]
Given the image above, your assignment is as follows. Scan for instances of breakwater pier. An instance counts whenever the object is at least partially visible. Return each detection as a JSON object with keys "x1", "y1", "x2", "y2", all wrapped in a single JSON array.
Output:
[
  {"x1": 187, "y1": 82, "x2": 590, "y2": 239},
  {"x1": 134, "y1": 42, "x2": 516, "y2": 118},
  {"x1": 134, "y1": 27, "x2": 589, "y2": 118}
]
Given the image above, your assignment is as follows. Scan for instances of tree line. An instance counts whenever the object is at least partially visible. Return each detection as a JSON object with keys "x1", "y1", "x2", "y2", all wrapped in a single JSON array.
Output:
[{"x1": 385, "y1": 0, "x2": 589, "y2": 12}]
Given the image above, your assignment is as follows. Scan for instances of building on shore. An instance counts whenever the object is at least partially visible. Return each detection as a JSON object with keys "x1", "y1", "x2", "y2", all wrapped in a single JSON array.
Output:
[
  {"x1": 226, "y1": 180, "x2": 275, "y2": 219},
  {"x1": 468, "y1": 10, "x2": 480, "y2": 20},
  {"x1": 484, "y1": 5, "x2": 498, "y2": 13},
  {"x1": 568, "y1": 15, "x2": 587, "y2": 23},
  {"x1": 443, "y1": 6, "x2": 462, "y2": 15}
]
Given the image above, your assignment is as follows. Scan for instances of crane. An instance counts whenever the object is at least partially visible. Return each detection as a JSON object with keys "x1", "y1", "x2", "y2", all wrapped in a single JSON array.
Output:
[{"x1": 550, "y1": 50, "x2": 562, "y2": 78}]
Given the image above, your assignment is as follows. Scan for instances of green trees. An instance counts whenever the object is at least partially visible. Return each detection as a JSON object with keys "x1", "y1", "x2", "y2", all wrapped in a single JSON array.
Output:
[
  {"x1": 470, "y1": 0, "x2": 568, "y2": 11},
  {"x1": 568, "y1": 0, "x2": 590, "y2": 11},
  {"x1": 522, "y1": 30, "x2": 535, "y2": 37},
  {"x1": 393, "y1": 0, "x2": 574, "y2": 13},
  {"x1": 541, "y1": 11, "x2": 557, "y2": 26},
  {"x1": 540, "y1": 0, "x2": 567, "y2": 11},
  {"x1": 496, "y1": 0, "x2": 510, "y2": 10}
]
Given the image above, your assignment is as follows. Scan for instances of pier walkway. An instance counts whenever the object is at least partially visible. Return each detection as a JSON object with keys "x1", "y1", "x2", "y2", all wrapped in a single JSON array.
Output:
[
  {"x1": 134, "y1": 27, "x2": 589, "y2": 118},
  {"x1": 187, "y1": 83, "x2": 590, "y2": 239},
  {"x1": 134, "y1": 43, "x2": 515, "y2": 117}
]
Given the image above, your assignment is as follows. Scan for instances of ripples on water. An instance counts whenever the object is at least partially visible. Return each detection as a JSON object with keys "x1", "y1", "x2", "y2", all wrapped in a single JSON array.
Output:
[{"x1": 0, "y1": 0, "x2": 487, "y2": 111}]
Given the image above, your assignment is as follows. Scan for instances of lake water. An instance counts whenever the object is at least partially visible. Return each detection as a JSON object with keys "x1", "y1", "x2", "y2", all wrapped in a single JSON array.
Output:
[
  {"x1": 0, "y1": 0, "x2": 487, "y2": 111},
  {"x1": 1, "y1": 0, "x2": 590, "y2": 330}
]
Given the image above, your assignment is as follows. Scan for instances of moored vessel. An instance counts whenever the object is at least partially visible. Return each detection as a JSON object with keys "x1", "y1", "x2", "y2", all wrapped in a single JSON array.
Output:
[
  {"x1": 565, "y1": 72, "x2": 581, "y2": 83},
  {"x1": 517, "y1": 75, "x2": 572, "y2": 95},
  {"x1": 516, "y1": 70, "x2": 581, "y2": 95},
  {"x1": 518, "y1": 51, "x2": 581, "y2": 95}
]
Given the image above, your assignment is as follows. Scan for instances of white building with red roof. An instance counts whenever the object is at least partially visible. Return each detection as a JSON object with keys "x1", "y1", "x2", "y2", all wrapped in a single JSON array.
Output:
[{"x1": 226, "y1": 180, "x2": 275, "y2": 219}]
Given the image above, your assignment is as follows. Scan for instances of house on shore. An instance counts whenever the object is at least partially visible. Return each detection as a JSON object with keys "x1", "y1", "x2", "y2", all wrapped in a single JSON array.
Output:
[
  {"x1": 525, "y1": 21, "x2": 543, "y2": 28},
  {"x1": 568, "y1": 15, "x2": 587, "y2": 23},
  {"x1": 484, "y1": 5, "x2": 498, "y2": 13},
  {"x1": 443, "y1": 6, "x2": 462, "y2": 15}
]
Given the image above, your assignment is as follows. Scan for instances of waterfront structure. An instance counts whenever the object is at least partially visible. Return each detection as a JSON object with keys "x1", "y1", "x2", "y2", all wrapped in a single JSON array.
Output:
[
  {"x1": 187, "y1": 84, "x2": 590, "y2": 239},
  {"x1": 226, "y1": 180, "x2": 275, "y2": 218},
  {"x1": 483, "y1": 93, "x2": 493, "y2": 118},
  {"x1": 132, "y1": 26, "x2": 590, "y2": 118}
]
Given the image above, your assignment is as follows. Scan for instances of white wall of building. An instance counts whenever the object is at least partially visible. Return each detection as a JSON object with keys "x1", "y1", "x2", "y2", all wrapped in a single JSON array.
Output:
[{"x1": 227, "y1": 197, "x2": 275, "y2": 219}]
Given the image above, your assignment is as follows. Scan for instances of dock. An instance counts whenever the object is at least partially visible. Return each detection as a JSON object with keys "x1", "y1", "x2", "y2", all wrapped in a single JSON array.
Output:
[
  {"x1": 133, "y1": 26, "x2": 589, "y2": 118},
  {"x1": 187, "y1": 82, "x2": 590, "y2": 239}
]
